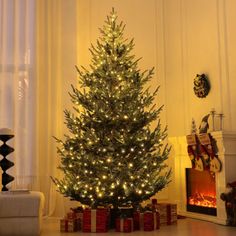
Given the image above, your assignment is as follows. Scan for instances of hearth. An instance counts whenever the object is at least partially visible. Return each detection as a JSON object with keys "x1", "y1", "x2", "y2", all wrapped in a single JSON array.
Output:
[{"x1": 185, "y1": 168, "x2": 216, "y2": 216}]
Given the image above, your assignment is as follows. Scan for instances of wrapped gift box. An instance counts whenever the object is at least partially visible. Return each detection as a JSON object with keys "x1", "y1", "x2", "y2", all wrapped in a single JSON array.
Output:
[
  {"x1": 60, "y1": 207, "x2": 84, "y2": 232},
  {"x1": 133, "y1": 211, "x2": 160, "y2": 231},
  {"x1": 133, "y1": 211, "x2": 143, "y2": 230},
  {"x1": 75, "y1": 212, "x2": 83, "y2": 231},
  {"x1": 83, "y1": 208, "x2": 109, "y2": 232},
  {"x1": 156, "y1": 203, "x2": 177, "y2": 225},
  {"x1": 143, "y1": 211, "x2": 160, "y2": 231},
  {"x1": 60, "y1": 218, "x2": 68, "y2": 232},
  {"x1": 70, "y1": 207, "x2": 83, "y2": 230},
  {"x1": 115, "y1": 218, "x2": 133, "y2": 232},
  {"x1": 60, "y1": 217, "x2": 78, "y2": 232},
  {"x1": 68, "y1": 218, "x2": 77, "y2": 232}
]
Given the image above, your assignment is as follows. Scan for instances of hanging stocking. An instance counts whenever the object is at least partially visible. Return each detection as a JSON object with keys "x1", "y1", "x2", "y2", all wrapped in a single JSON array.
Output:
[
  {"x1": 194, "y1": 155, "x2": 204, "y2": 171},
  {"x1": 198, "y1": 133, "x2": 221, "y2": 172},
  {"x1": 206, "y1": 143, "x2": 221, "y2": 172},
  {"x1": 186, "y1": 135, "x2": 204, "y2": 171},
  {"x1": 198, "y1": 144, "x2": 210, "y2": 170},
  {"x1": 187, "y1": 145, "x2": 196, "y2": 169}
]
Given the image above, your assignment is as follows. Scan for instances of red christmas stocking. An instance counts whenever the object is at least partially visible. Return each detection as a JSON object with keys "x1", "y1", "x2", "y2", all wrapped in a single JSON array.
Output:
[
  {"x1": 198, "y1": 133, "x2": 221, "y2": 172},
  {"x1": 186, "y1": 134, "x2": 204, "y2": 171}
]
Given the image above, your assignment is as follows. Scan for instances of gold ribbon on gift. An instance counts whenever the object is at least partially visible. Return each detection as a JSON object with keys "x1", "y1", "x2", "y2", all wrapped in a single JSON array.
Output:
[
  {"x1": 153, "y1": 212, "x2": 157, "y2": 229},
  {"x1": 91, "y1": 209, "x2": 97, "y2": 232},
  {"x1": 140, "y1": 213, "x2": 144, "y2": 230},
  {"x1": 130, "y1": 218, "x2": 134, "y2": 231},
  {"x1": 120, "y1": 219, "x2": 124, "y2": 231}
]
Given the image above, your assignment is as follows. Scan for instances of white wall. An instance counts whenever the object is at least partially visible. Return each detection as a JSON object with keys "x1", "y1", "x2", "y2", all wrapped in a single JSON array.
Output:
[{"x1": 77, "y1": 0, "x2": 236, "y2": 137}]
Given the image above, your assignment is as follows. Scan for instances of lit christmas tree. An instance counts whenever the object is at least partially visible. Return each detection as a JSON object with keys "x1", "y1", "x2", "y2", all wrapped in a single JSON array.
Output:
[{"x1": 52, "y1": 8, "x2": 171, "y2": 209}]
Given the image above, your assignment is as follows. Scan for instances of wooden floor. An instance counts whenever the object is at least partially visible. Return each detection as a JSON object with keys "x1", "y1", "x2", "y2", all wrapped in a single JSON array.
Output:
[{"x1": 41, "y1": 217, "x2": 236, "y2": 236}]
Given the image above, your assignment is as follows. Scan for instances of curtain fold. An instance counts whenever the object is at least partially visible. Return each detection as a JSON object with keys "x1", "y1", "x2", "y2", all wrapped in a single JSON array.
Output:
[{"x1": 36, "y1": 0, "x2": 78, "y2": 216}]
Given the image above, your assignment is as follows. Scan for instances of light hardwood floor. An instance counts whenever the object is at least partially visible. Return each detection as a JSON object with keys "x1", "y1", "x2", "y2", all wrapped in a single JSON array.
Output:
[{"x1": 41, "y1": 217, "x2": 236, "y2": 236}]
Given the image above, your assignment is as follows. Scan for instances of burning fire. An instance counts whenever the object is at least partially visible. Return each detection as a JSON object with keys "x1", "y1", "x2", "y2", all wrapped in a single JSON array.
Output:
[{"x1": 188, "y1": 192, "x2": 216, "y2": 208}]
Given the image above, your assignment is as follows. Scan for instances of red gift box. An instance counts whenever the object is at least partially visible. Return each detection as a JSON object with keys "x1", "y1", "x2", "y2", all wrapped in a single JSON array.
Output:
[
  {"x1": 68, "y1": 218, "x2": 77, "y2": 232},
  {"x1": 133, "y1": 211, "x2": 140, "y2": 230},
  {"x1": 60, "y1": 207, "x2": 84, "y2": 232},
  {"x1": 157, "y1": 203, "x2": 177, "y2": 225},
  {"x1": 143, "y1": 211, "x2": 160, "y2": 231},
  {"x1": 133, "y1": 211, "x2": 143, "y2": 230},
  {"x1": 83, "y1": 208, "x2": 109, "y2": 232},
  {"x1": 115, "y1": 218, "x2": 133, "y2": 232},
  {"x1": 75, "y1": 212, "x2": 83, "y2": 231},
  {"x1": 60, "y1": 218, "x2": 68, "y2": 232}
]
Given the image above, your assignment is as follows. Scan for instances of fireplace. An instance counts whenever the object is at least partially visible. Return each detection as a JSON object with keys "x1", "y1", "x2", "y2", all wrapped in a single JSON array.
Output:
[
  {"x1": 168, "y1": 131, "x2": 236, "y2": 225},
  {"x1": 185, "y1": 168, "x2": 217, "y2": 216}
]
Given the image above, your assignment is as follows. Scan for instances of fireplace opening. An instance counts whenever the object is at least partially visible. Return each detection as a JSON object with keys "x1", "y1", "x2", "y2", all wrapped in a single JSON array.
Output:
[{"x1": 186, "y1": 168, "x2": 217, "y2": 216}]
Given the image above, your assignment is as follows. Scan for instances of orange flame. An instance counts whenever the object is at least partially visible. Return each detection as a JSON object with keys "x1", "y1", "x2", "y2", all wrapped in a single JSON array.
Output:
[
  {"x1": 188, "y1": 192, "x2": 216, "y2": 208},
  {"x1": 186, "y1": 169, "x2": 216, "y2": 209}
]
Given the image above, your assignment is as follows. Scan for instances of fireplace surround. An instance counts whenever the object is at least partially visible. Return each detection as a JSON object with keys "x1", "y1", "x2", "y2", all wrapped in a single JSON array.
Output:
[{"x1": 168, "y1": 131, "x2": 236, "y2": 225}]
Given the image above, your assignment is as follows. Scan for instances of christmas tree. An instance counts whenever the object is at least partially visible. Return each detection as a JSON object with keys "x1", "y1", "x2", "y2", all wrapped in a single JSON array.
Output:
[{"x1": 52, "y1": 8, "x2": 171, "y2": 208}]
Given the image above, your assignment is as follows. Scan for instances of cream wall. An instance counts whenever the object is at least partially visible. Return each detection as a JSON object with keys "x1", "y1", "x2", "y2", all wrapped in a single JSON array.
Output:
[{"x1": 77, "y1": 0, "x2": 236, "y2": 137}]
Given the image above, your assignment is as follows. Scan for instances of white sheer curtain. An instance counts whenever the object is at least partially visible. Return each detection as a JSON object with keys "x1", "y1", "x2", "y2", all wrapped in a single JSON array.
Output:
[
  {"x1": 0, "y1": 0, "x2": 37, "y2": 188},
  {"x1": 0, "y1": 0, "x2": 79, "y2": 216}
]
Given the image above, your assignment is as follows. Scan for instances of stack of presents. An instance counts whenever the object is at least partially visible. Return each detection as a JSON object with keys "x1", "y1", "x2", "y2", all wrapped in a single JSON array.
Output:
[{"x1": 60, "y1": 199, "x2": 177, "y2": 233}]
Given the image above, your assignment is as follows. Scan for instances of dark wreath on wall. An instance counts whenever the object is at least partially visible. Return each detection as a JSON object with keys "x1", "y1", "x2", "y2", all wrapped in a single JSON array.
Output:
[{"x1": 193, "y1": 74, "x2": 210, "y2": 98}]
